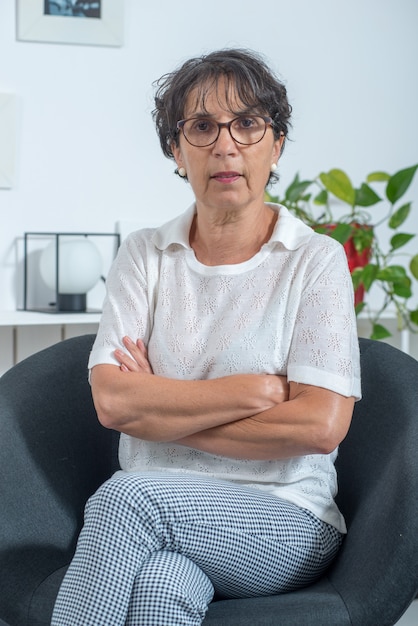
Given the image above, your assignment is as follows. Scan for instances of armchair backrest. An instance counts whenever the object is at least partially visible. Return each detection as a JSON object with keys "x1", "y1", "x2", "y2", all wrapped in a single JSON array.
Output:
[
  {"x1": 0, "y1": 334, "x2": 116, "y2": 625},
  {"x1": 331, "y1": 338, "x2": 418, "y2": 624}
]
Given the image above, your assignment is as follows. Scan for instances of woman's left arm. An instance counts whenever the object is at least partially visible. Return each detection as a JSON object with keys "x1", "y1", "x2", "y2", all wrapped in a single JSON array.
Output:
[{"x1": 177, "y1": 383, "x2": 354, "y2": 460}]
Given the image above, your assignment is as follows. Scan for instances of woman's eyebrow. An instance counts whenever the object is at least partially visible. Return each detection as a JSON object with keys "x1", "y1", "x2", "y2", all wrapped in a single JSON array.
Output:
[
  {"x1": 184, "y1": 107, "x2": 258, "y2": 119},
  {"x1": 184, "y1": 111, "x2": 214, "y2": 119}
]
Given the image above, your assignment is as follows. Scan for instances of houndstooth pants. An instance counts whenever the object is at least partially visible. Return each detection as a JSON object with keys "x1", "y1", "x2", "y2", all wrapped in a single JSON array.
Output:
[{"x1": 51, "y1": 472, "x2": 343, "y2": 625}]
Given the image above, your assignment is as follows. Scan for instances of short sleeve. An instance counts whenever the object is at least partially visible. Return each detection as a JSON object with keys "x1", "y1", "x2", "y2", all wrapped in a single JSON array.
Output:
[
  {"x1": 87, "y1": 231, "x2": 154, "y2": 371},
  {"x1": 287, "y1": 237, "x2": 361, "y2": 400}
]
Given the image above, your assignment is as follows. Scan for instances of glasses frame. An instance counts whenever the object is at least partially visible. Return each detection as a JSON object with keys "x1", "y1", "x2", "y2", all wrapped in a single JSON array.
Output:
[{"x1": 176, "y1": 115, "x2": 273, "y2": 147}]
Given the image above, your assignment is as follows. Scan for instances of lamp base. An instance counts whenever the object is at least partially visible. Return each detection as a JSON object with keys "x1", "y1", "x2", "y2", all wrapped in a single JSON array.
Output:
[{"x1": 57, "y1": 293, "x2": 87, "y2": 312}]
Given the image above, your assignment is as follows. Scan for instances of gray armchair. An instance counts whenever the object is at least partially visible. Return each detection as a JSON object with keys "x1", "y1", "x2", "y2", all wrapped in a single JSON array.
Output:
[{"x1": 1, "y1": 335, "x2": 417, "y2": 625}]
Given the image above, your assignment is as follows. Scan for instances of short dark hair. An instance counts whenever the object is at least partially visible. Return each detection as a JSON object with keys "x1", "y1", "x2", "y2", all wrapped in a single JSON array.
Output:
[{"x1": 152, "y1": 48, "x2": 292, "y2": 183}]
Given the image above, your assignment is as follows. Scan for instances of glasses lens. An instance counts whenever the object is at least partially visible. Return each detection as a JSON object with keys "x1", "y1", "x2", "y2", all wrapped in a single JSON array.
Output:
[
  {"x1": 230, "y1": 116, "x2": 268, "y2": 145},
  {"x1": 182, "y1": 119, "x2": 219, "y2": 147},
  {"x1": 180, "y1": 116, "x2": 269, "y2": 147}
]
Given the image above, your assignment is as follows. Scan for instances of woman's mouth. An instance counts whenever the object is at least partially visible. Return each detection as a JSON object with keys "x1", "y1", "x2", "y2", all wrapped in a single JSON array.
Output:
[{"x1": 211, "y1": 171, "x2": 242, "y2": 184}]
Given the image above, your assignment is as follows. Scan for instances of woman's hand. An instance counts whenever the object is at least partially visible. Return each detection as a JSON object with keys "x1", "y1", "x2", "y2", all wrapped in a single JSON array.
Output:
[{"x1": 115, "y1": 337, "x2": 153, "y2": 375}]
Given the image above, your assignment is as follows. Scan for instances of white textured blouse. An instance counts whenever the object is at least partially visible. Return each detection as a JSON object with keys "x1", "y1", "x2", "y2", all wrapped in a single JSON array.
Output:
[{"x1": 89, "y1": 203, "x2": 361, "y2": 533}]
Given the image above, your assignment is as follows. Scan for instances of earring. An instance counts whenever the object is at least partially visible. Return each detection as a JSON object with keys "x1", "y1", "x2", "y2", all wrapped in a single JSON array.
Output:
[
  {"x1": 178, "y1": 167, "x2": 187, "y2": 177},
  {"x1": 270, "y1": 163, "x2": 277, "y2": 173}
]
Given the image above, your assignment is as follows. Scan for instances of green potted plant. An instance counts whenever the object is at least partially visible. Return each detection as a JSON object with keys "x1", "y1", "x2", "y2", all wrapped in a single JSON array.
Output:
[{"x1": 266, "y1": 165, "x2": 418, "y2": 340}]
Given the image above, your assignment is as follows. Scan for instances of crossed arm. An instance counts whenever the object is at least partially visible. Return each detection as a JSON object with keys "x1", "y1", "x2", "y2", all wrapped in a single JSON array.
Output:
[{"x1": 90, "y1": 337, "x2": 355, "y2": 461}]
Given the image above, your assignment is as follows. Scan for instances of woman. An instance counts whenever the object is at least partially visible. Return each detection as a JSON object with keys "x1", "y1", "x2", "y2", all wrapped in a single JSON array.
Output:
[{"x1": 52, "y1": 48, "x2": 361, "y2": 625}]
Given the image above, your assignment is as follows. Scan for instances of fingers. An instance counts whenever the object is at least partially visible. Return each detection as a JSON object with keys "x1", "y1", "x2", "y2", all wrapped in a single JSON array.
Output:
[
  {"x1": 114, "y1": 337, "x2": 153, "y2": 374},
  {"x1": 122, "y1": 337, "x2": 149, "y2": 365},
  {"x1": 114, "y1": 348, "x2": 140, "y2": 372}
]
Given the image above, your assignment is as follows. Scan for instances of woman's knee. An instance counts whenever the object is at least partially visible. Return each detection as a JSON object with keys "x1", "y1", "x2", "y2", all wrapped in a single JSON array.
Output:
[
  {"x1": 82, "y1": 473, "x2": 170, "y2": 551},
  {"x1": 126, "y1": 551, "x2": 214, "y2": 625}
]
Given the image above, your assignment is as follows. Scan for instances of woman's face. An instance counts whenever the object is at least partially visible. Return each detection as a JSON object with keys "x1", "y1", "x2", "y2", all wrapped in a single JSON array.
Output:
[{"x1": 172, "y1": 80, "x2": 284, "y2": 214}]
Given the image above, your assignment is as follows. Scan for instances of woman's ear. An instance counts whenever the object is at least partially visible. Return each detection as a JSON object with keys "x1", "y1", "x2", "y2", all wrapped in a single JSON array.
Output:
[
  {"x1": 171, "y1": 143, "x2": 188, "y2": 178},
  {"x1": 171, "y1": 143, "x2": 183, "y2": 170},
  {"x1": 273, "y1": 133, "x2": 285, "y2": 162}
]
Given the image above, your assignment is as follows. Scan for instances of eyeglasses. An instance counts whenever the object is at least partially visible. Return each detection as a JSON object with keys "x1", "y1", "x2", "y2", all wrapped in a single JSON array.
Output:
[{"x1": 176, "y1": 115, "x2": 273, "y2": 147}]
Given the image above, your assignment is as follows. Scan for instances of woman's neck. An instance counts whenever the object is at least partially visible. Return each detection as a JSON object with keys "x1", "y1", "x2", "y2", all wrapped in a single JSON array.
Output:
[{"x1": 189, "y1": 204, "x2": 278, "y2": 266}]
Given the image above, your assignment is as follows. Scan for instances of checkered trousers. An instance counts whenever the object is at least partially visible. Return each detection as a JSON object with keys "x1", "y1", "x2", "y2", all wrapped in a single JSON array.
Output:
[{"x1": 51, "y1": 472, "x2": 342, "y2": 626}]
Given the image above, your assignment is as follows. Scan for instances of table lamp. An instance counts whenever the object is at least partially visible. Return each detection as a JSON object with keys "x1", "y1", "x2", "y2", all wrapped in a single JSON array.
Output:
[
  {"x1": 39, "y1": 236, "x2": 103, "y2": 312},
  {"x1": 22, "y1": 232, "x2": 120, "y2": 313}
]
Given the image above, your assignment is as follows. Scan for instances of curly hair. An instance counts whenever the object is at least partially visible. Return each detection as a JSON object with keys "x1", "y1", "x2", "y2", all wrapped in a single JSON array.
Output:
[{"x1": 152, "y1": 48, "x2": 292, "y2": 185}]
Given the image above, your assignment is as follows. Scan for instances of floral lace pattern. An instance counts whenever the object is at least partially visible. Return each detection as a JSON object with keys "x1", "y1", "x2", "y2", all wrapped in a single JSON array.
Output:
[{"x1": 89, "y1": 205, "x2": 361, "y2": 532}]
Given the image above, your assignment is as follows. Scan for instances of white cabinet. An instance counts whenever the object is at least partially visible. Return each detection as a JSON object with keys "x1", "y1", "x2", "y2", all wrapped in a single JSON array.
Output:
[{"x1": 0, "y1": 311, "x2": 100, "y2": 376}]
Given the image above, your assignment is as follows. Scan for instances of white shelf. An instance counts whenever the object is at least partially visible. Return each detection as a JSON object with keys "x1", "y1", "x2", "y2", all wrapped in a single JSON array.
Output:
[
  {"x1": 0, "y1": 310, "x2": 101, "y2": 376},
  {"x1": 0, "y1": 310, "x2": 101, "y2": 327}
]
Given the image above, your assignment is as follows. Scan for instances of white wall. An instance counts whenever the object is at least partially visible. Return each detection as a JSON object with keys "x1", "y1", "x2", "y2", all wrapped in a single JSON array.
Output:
[{"x1": 1, "y1": 0, "x2": 417, "y2": 354}]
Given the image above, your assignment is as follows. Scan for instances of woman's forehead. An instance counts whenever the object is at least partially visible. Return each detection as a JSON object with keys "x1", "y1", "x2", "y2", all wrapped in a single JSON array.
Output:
[{"x1": 183, "y1": 78, "x2": 249, "y2": 117}]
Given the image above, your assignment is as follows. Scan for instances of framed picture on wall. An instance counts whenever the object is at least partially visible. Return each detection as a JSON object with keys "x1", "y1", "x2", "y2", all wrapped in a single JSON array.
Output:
[
  {"x1": 0, "y1": 94, "x2": 17, "y2": 189},
  {"x1": 16, "y1": 1, "x2": 124, "y2": 47}
]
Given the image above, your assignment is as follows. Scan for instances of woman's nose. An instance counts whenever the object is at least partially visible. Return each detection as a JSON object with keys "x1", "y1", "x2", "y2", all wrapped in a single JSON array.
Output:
[{"x1": 213, "y1": 125, "x2": 238, "y2": 154}]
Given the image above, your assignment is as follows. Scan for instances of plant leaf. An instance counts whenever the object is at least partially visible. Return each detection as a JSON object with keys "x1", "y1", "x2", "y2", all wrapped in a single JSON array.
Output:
[
  {"x1": 313, "y1": 225, "x2": 329, "y2": 235},
  {"x1": 329, "y1": 222, "x2": 352, "y2": 244},
  {"x1": 391, "y1": 275, "x2": 412, "y2": 298},
  {"x1": 371, "y1": 324, "x2": 392, "y2": 339},
  {"x1": 319, "y1": 169, "x2": 355, "y2": 205},
  {"x1": 386, "y1": 164, "x2": 418, "y2": 204},
  {"x1": 410, "y1": 254, "x2": 418, "y2": 280},
  {"x1": 371, "y1": 323, "x2": 392, "y2": 340},
  {"x1": 366, "y1": 171, "x2": 390, "y2": 182},
  {"x1": 350, "y1": 267, "x2": 364, "y2": 291},
  {"x1": 410, "y1": 309, "x2": 418, "y2": 326},
  {"x1": 313, "y1": 189, "x2": 328, "y2": 205},
  {"x1": 388, "y1": 202, "x2": 411, "y2": 229},
  {"x1": 286, "y1": 179, "x2": 313, "y2": 203},
  {"x1": 361, "y1": 263, "x2": 378, "y2": 290},
  {"x1": 390, "y1": 233, "x2": 415, "y2": 250},
  {"x1": 355, "y1": 183, "x2": 381, "y2": 207},
  {"x1": 352, "y1": 226, "x2": 374, "y2": 253},
  {"x1": 377, "y1": 265, "x2": 407, "y2": 282}
]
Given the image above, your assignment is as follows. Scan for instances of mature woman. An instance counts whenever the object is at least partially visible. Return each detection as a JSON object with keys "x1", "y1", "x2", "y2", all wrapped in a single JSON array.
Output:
[{"x1": 52, "y1": 48, "x2": 361, "y2": 625}]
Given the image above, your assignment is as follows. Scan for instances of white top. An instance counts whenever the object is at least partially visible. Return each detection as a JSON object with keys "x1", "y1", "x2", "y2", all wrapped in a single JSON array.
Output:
[{"x1": 89, "y1": 204, "x2": 361, "y2": 533}]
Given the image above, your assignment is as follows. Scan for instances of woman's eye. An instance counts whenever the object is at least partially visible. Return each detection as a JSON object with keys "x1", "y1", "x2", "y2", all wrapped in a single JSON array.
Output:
[
  {"x1": 238, "y1": 117, "x2": 256, "y2": 129},
  {"x1": 194, "y1": 120, "x2": 214, "y2": 133}
]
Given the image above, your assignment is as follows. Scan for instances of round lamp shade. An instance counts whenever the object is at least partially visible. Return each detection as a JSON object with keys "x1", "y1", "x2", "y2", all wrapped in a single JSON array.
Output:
[{"x1": 40, "y1": 237, "x2": 102, "y2": 299}]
